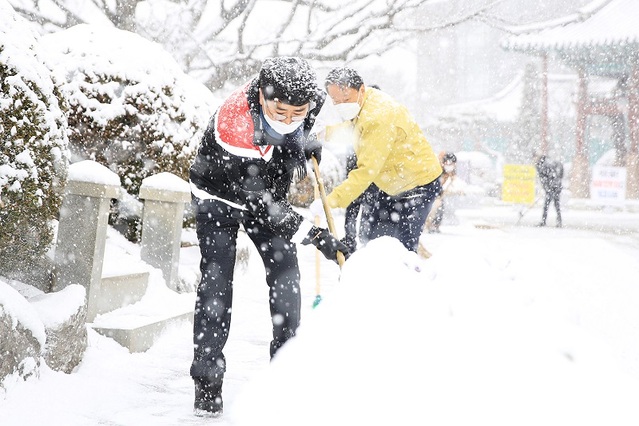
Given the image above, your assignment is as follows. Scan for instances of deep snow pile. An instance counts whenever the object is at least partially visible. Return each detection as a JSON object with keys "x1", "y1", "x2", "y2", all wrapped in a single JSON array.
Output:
[
  {"x1": 2, "y1": 222, "x2": 639, "y2": 425},
  {"x1": 231, "y1": 236, "x2": 639, "y2": 426}
]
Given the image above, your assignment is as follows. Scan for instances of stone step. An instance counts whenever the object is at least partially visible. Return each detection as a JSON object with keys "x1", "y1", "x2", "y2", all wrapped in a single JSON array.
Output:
[
  {"x1": 90, "y1": 293, "x2": 194, "y2": 352},
  {"x1": 88, "y1": 271, "x2": 150, "y2": 321}
]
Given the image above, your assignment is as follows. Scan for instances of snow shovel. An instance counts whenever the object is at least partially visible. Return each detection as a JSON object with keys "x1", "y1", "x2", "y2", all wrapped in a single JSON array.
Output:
[
  {"x1": 516, "y1": 196, "x2": 541, "y2": 225},
  {"x1": 311, "y1": 156, "x2": 346, "y2": 268},
  {"x1": 311, "y1": 178, "x2": 323, "y2": 308},
  {"x1": 417, "y1": 241, "x2": 432, "y2": 259}
]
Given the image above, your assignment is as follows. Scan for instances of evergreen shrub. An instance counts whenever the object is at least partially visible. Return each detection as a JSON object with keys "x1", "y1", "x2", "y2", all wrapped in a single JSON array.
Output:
[{"x1": 0, "y1": 7, "x2": 69, "y2": 286}]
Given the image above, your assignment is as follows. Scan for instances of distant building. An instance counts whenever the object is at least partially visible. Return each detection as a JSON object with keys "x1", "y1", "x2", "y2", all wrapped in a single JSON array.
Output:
[
  {"x1": 413, "y1": 0, "x2": 591, "y2": 124},
  {"x1": 503, "y1": 0, "x2": 639, "y2": 198}
]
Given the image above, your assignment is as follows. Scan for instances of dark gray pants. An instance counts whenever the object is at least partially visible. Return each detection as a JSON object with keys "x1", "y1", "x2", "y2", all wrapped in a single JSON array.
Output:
[
  {"x1": 541, "y1": 189, "x2": 562, "y2": 225},
  {"x1": 366, "y1": 179, "x2": 442, "y2": 252},
  {"x1": 190, "y1": 198, "x2": 301, "y2": 380}
]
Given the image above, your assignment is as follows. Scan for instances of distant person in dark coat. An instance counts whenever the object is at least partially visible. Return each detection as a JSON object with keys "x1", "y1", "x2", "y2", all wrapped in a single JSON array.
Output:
[{"x1": 534, "y1": 154, "x2": 563, "y2": 228}]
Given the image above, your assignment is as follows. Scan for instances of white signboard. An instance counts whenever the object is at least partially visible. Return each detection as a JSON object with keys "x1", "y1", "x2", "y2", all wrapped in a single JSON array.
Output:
[{"x1": 590, "y1": 166, "x2": 626, "y2": 206}]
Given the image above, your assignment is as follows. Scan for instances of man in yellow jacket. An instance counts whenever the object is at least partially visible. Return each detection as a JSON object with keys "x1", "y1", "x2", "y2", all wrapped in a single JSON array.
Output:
[{"x1": 312, "y1": 67, "x2": 442, "y2": 253}]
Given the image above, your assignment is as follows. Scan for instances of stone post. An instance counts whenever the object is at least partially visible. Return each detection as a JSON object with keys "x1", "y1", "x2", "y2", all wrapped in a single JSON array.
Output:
[
  {"x1": 139, "y1": 173, "x2": 191, "y2": 291},
  {"x1": 54, "y1": 160, "x2": 121, "y2": 321}
]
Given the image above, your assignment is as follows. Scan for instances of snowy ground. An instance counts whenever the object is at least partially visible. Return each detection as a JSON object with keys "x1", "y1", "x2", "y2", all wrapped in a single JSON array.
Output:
[{"x1": 2, "y1": 203, "x2": 639, "y2": 425}]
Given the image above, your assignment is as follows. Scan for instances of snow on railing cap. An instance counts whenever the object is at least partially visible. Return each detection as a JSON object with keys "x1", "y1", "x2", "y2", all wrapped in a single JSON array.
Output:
[
  {"x1": 68, "y1": 160, "x2": 120, "y2": 186},
  {"x1": 139, "y1": 172, "x2": 190, "y2": 202},
  {"x1": 141, "y1": 172, "x2": 189, "y2": 193}
]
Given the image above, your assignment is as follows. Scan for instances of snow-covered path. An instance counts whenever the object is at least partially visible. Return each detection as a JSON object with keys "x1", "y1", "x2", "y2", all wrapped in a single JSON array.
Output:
[{"x1": 2, "y1": 216, "x2": 639, "y2": 425}]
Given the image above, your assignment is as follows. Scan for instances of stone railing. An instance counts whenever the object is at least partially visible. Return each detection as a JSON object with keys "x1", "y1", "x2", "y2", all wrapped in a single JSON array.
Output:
[
  {"x1": 2, "y1": 161, "x2": 194, "y2": 384},
  {"x1": 139, "y1": 172, "x2": 191, "y2": 291},
  {"x1": 53, "y1": 161, "x2": 121, "y2": 320},
  {"x1": 54, "y1": 160, "x2": 191, "y2": 321}
]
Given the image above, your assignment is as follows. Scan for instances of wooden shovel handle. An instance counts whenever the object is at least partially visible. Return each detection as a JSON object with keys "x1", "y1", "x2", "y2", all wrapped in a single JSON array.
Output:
[{"x1": 311, "y1": 156, "x2": 345, "y2": 268}]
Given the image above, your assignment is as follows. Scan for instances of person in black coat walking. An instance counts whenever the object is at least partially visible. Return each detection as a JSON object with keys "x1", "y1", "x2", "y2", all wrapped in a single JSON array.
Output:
[
  {"x1": 189, "y1": 56, "x2": 349, "y2": 417},
  {"x1": 534, "y1": 154, "x2": 563, "y2": 228}
]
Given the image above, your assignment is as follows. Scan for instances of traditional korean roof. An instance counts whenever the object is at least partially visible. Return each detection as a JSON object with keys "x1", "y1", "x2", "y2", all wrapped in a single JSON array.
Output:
[
  {"x1": 433, "y1": 72, "x2": 617, "y2": 124},
  {"x1": 502, "y1": 0, "x2": 639, "y2": 78}
]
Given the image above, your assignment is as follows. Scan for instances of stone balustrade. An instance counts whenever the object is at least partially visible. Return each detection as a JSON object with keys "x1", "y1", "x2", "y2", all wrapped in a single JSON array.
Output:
[
  {"x1": 54, "y1": 160, "x2": 191, "y2": 321},
  {"x1": 54, "y1": 160, "x2": 121, "y2": 321},
  {"x1": 139, "y1": 172, "x2": 191, "y2": 291}
]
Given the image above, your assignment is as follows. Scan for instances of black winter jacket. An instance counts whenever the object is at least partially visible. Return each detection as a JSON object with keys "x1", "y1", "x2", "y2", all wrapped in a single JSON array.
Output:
[
  {"x1": 536, "y1": 156, "x2": 563, "y2": 193},
  {"x1": 190, "y1": 78, "x2": 324, "y2": 240}
]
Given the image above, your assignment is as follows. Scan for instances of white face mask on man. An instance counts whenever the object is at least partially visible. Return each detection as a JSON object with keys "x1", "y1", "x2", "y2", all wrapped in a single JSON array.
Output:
[
  {"x1": 334, "y1": 102, "x2": 361, "y2": 121},
  {"x1": 263, "y1": 113, "x2": 304, "y2": 135},
  {"x1": 260, "y1": 92, "x2": 309, "y2": 135}
]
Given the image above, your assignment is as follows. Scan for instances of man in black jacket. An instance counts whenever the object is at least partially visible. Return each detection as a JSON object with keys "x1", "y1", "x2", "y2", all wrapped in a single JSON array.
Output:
[
  {"x1": 535, "y1": 154, "x2": 563, "y2": 228},
  {"x1": 189, "y1": 57, "x2": 349, "y2": 417}
]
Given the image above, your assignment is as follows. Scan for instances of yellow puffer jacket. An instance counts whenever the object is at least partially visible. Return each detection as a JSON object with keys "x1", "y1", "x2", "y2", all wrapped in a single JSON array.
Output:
[{"x1": 326, "y1": 88, "x2": 442, "y2": 208}]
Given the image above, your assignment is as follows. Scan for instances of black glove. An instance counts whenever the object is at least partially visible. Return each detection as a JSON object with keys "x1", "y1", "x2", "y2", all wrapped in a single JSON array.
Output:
[
  {"x1": 302, "y1": 226, "x2": 351, "y2": 263},
  {"x1": 340, "y1": 234, "x2": 357, "y2": 254},
  {"x1": 304, "y1": 134, "x2": 322, "y2": 164}
]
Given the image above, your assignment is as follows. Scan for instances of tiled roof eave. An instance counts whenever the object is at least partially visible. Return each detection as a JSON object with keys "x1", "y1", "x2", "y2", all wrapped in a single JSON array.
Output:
[
  {"x1": 505, "y1": 37, "x2": 639, "y2": 54},
  {"x1": 502, "y1": 0, "x2": 639, "y2": 55}
]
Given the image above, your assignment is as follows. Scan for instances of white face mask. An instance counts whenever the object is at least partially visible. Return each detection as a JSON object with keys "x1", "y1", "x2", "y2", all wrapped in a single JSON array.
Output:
[
  {"x1": 263, "y1": 113, "x2": 304, "y2": 135},
  {"x1": 334, "y1": 102, "x2": 361, "y2": 121}
]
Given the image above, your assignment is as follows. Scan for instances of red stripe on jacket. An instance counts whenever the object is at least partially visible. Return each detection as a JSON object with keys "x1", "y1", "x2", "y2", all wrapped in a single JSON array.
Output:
[{"x1": 216, "y1": 82, "x2": 273, "y2": 158}]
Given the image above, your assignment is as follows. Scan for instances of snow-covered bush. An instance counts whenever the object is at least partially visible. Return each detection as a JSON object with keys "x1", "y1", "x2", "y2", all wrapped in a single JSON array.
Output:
[
  {"x1": 0, "y1": 1, "x2": 69, "y2": 286},
  {"x1": 40, "y1": 24, "x2": 218, "y2": 238}
]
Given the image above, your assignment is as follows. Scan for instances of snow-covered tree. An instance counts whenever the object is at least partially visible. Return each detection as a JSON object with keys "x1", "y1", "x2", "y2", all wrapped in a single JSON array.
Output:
[
  {"x1": 0, "y1": 0, "x2": 69, "y2": 288},
  {"x1": 39, "y1": 24, "x2": 218, "y2": 239},
  {"x1": 9, "y1": 0, "x2": 507, "y2": 90},
  {"x1": 40, "y1": 23, "x2": 217, "y2": 195},
  {"x1": 507, "y1": 62, "x2": 541, "y2": 163}
]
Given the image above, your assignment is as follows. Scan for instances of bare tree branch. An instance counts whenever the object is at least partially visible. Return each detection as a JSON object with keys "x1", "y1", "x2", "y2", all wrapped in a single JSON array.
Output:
[
  {"x1": 237, "y1": 0, "x2": 257, "y2": 54},
  {"x1": 271, "y1": 0, "x2": 301, "y2": 56},
  {"x1": 8, "y1": 0, "x2": 510, "y2": 90},
  {"x1": 392, "y1": 0, "x2": 507, "y2": 32}
]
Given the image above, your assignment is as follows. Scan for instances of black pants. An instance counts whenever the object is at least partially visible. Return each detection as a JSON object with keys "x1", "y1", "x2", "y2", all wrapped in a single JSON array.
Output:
[
  {"x1": 344, "y1": 184, "x2": 379, "y2": 246},
  {"x1": 541, "y1": 189, "x2": 562, "y2": 225},
  {"x1": 190, "y1": 198, "x2": 301, "y2": 380},
  {"x1": 365, "y1": 179, "x2": 442, "y2": 252}
]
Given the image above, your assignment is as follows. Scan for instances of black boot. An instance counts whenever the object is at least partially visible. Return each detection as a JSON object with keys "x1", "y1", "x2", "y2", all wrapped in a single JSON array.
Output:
[{"x1": 194, "y1": 376, "x2": 223, "y2": 417}]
